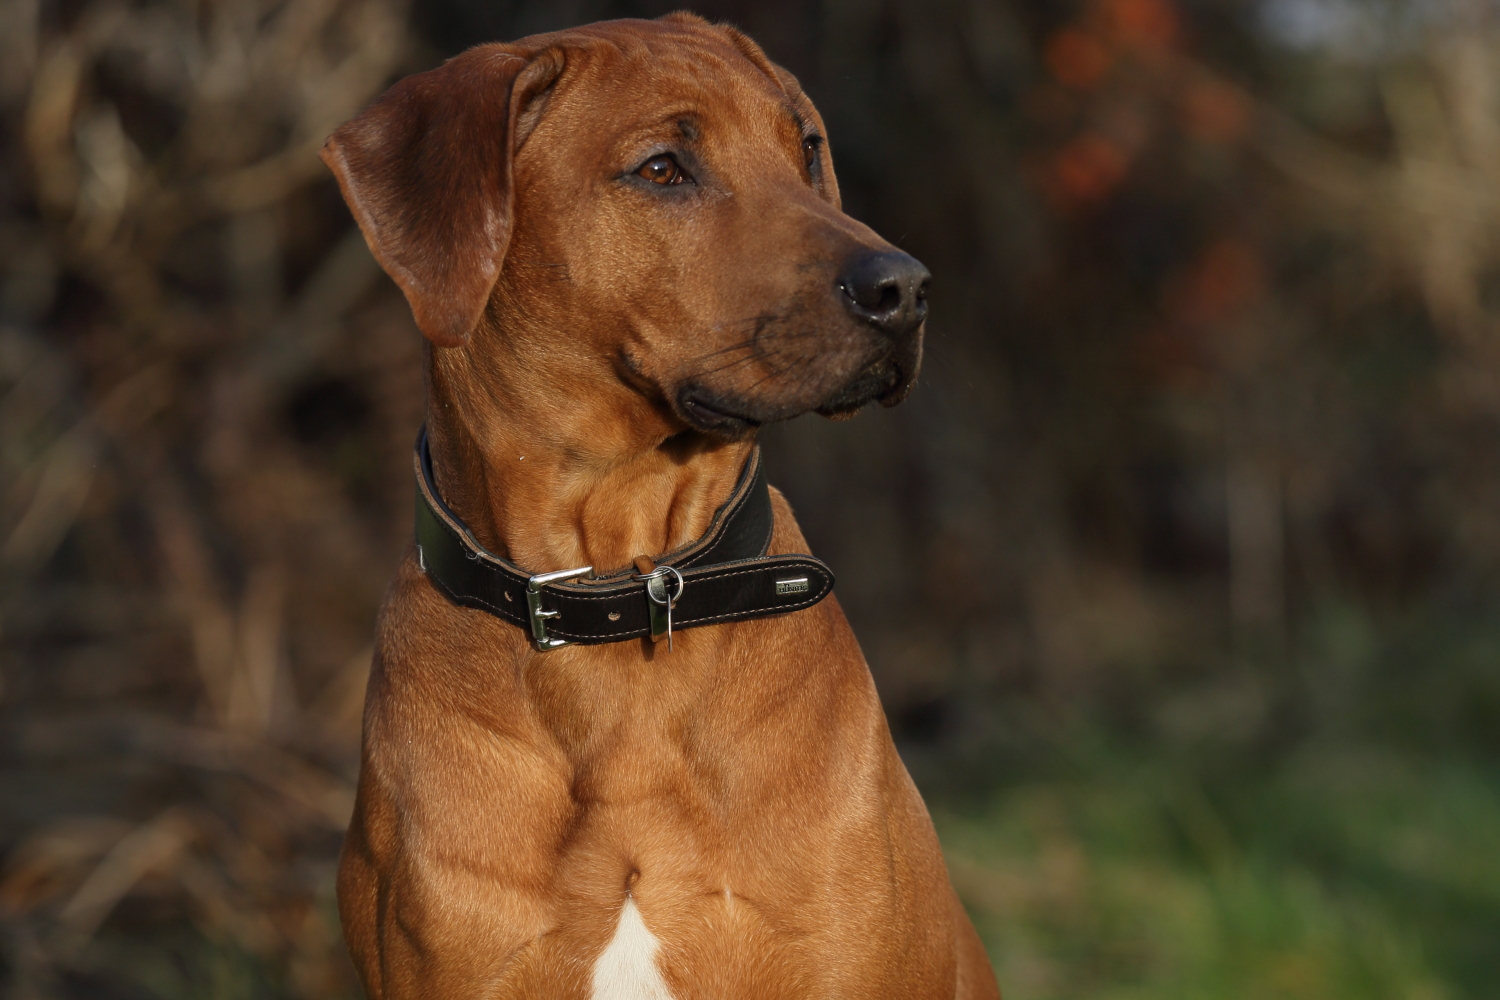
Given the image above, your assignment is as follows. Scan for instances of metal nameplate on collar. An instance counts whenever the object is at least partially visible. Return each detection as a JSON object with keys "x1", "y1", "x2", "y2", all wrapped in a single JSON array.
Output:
[{"x1": 526, "y1": 565, "x2": 592, "y2": 650}]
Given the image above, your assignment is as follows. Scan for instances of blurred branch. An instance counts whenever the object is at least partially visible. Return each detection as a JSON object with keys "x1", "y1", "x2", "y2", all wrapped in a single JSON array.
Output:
[{"x1": 0, "y1": 0, "x2": 409, "y2": 990}]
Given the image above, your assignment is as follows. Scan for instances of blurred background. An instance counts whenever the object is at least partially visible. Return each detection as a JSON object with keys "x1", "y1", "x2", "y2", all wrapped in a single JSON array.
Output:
[{"x1": 3, "y1": 0, "x2": 1500, "y2": 995}]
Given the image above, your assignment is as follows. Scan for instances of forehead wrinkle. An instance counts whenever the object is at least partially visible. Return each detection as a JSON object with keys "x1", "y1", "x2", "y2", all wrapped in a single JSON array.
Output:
[
  {"x1": 653, "y1": 71, "x2": 787, "y2": 138},
  {"x1": 571, "y1": 37, "x2": 807, "y2": 167},
  {"x1": 626, "y1": 31, "x2": 788, "y2": 101},
  {"x1": 700, "y1": 75, "x2": 809, "y2": 172}
]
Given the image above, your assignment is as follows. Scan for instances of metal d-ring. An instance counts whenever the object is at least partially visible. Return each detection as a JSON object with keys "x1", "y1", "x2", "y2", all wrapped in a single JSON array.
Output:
[
  {"x1": 526, "y1": 564, "x2": 593, "y2": 650},
  {"x1": 633, "y1": 565, "x2": 685, "y2": 648},
  {"x1": 641, "y1": 566, "x2": 684, "y2": 604}
]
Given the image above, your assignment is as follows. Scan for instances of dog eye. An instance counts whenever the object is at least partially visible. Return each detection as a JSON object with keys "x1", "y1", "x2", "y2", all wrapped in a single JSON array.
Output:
[
  {"x1": 638, "y1": 155, "x2": 688, "y2": 185},
  {"x1": 802, "y1": 134, "x2": 824, "y2": 170}
]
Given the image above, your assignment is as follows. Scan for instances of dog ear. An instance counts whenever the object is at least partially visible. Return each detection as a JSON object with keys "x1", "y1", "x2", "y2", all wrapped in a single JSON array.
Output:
[{"x1": 321, "y1": 47, "x2": 565, "y2": 347}]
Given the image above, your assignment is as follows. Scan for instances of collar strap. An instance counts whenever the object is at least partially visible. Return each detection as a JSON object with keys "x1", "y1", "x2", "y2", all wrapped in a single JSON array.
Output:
[{"x1": 413, "y1": 429, "x2": 834, "y2": 650}]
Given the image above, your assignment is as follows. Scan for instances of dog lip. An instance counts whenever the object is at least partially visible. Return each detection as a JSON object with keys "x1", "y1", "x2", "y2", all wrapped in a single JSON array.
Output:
[
  {"x1": 678, "y1": 388, "x2": 763, "y2": 435},
  {"x1": 816, "y1": 356, "x2": 906, "y2": 416},
  {"x1": 875, "y1": 359, "x2": 914, "y2": 406}
]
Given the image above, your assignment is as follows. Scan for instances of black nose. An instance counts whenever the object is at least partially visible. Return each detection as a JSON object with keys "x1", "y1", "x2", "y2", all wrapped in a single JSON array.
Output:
[{"x1": 838, "y1": 250, "x2": 930, "y2": 337}]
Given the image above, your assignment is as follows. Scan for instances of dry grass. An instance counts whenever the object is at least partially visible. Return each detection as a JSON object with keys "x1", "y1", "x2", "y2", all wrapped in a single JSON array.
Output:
[{"x1": 0, "y1": 0, "x2": 421, "y2": 991}]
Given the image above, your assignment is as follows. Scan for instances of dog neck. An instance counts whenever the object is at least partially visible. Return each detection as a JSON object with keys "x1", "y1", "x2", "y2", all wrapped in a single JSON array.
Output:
[{"x1": 421, "y1": 336, "x2": 754, "y2": 577}]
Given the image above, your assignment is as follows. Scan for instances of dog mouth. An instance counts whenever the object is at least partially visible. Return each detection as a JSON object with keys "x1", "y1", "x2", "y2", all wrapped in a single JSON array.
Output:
[
  {"x1": 677, "y1": 388, "x2": 765, "y2": 439},
  {"x1": 814, "y1": 356, "x2": 909, "y2": 418},
  {"x1": 676, "y1": 352, "x2": 918, "y2": 438}
]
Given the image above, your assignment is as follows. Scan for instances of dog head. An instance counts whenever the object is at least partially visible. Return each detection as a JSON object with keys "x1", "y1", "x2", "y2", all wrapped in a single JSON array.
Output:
[{"x1": 323, "y1": 14, "x2": 929, "y2": 442}]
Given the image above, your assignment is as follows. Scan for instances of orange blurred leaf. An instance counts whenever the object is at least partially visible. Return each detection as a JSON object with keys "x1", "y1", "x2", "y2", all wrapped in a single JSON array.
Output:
[
  {"x1": 1106, "y1": 0, "x2": 1180, "y2": 51},
  {"x1": 1179, "y1": 238, "x2": 1264, "y2": 325},
  {"x1": 1052, "y1": 134, "x2": 1131, "y2": 204},
  {"x1": 1183, "y1": 79, "x2": 1252, "y2": 143},
  {"x1": 1046, "y1": 29, "x2": 1114, "y2": 90}
]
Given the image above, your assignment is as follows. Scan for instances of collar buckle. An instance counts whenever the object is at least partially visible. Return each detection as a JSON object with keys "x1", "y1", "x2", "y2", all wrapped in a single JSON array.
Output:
[{"x1": 526, "y1": 565, "x2": 593, "y2": 650}]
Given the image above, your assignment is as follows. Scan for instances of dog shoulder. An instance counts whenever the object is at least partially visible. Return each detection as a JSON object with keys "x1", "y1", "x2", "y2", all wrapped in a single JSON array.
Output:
[{"x1": 765, "y1": 484, "x2": 813, "y2": 556}]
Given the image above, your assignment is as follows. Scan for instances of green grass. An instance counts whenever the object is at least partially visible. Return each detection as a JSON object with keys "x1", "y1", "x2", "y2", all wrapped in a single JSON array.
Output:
[
  {"x1": 17, "y1": 729, "x2": 1497, "y2": 1000},
  {"x1": 937, "y1": 749, "x2": 1500, "y2": 1000}
]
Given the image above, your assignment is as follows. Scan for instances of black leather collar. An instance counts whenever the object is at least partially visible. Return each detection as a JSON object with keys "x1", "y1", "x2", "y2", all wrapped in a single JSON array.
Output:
[{"x1": 413, "y1": 429, "x2": 834, "y2": 649}]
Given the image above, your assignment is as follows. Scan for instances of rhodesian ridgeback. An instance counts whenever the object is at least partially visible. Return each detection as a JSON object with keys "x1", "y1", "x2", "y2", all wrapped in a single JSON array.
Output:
[{"x1": 322, "y1": 12, "x2": 1000, "y2": 999}]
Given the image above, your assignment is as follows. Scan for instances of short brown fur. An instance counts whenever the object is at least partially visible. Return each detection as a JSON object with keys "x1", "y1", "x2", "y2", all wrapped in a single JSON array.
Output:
[{"x1": 323, "y1": 13, "x2": 999, "y2": 999}]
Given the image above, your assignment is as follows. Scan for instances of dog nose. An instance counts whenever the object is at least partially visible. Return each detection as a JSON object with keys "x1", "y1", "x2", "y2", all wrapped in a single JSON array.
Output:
[{"x1": 838, "y1": 250, "x2": 930, "y2": 338}]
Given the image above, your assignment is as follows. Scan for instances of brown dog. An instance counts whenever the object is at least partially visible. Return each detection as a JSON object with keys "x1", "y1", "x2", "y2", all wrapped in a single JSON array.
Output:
[{"x1": 322, "y1": 13, "x2": 999, "y2": 999}]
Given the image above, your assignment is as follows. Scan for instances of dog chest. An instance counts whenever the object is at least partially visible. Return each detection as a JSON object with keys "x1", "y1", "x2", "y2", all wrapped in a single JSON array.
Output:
[{"x1": 591, "y1": 896, "x2": 676, "y2": 1000}]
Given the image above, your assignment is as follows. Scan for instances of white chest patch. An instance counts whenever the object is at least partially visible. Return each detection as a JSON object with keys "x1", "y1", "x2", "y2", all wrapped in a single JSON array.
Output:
[{"x1": 590, "y1": 896, "x2": 676, "y2": 1000}]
